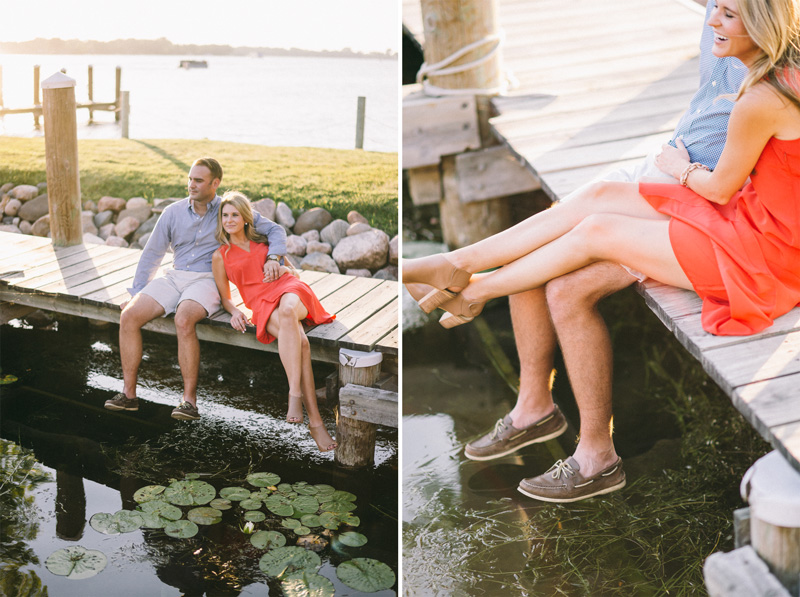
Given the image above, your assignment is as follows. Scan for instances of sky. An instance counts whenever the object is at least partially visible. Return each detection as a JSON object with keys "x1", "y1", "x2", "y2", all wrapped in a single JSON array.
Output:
[{"x1": 3, "y1": 0, "x2": 399, "y2": 53}]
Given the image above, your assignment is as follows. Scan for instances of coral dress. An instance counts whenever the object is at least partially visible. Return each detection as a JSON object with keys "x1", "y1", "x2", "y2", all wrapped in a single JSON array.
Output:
[
  {"x1": 640, "y1": 136, "x2": 800, "y2": 335},
  {"x1": 221, "y1": 241, "x2": 334, "y2": 344}
]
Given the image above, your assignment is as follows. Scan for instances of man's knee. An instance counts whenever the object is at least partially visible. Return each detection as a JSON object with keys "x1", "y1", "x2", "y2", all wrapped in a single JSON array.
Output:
[
  {"x1": 546, "y1": 262, "x2": 634, "y2": 324},
  {"x1": 174, "y1": 301, "x2": 206, "y2": 335},
  {"x1": 120, "y1": 296, "x2": 161, "y2": 331}
]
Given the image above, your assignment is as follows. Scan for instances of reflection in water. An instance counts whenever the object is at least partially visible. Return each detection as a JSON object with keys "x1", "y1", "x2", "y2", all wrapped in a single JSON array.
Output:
[{"x1": 0, "y1": 316, "x2": 397, "y2": 596}]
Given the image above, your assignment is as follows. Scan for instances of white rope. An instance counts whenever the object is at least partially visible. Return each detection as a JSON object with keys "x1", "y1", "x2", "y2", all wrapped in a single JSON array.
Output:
[{"x1": 416, "y1": 31, "x2": 515, "y2": 97}]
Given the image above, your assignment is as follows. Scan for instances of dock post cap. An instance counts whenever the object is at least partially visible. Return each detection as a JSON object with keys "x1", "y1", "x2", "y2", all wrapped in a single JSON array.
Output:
[
  {"x1": 41, "y1": 72, "x2": 76, "y2": 90},
  {"x1": 741, "y1": 450, "x2": 800, "y2": 527},
  {"x1": 339, "y1": 348, "x2": 383, "y2": 368}
]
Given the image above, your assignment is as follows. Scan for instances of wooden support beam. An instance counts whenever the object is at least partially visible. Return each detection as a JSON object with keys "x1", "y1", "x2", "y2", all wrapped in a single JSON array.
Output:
[
  {"x1": 704, "y1": 546, "x2": 792, "y2": 597},
  {"x1": 407, "y1": 165, "x2": 442, "y2": 206},
  {"x1": 455, "y1": 145, "x2": 541, "y2": 202},
  {"x1": 0, "y1": 302, "x2": 36, "y2": 325},
  {"x1": 338, "y1": 384, "x2": 398, "y2": 428},
  {"x1": 403, "y1": 90, "x2": 480, "y2": 169},
  {"x1": 114, "y1": 67, "x2": 121, "y2": 122}
]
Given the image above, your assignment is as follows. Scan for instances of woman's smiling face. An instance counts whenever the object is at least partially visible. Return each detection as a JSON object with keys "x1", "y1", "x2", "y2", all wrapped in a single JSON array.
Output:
[
  {"x1": 221, "y1": 204, "x2": 245, "y2": 236},
  {"x1": 708, "y1": 0, "x2": 761, "y2": 66}
]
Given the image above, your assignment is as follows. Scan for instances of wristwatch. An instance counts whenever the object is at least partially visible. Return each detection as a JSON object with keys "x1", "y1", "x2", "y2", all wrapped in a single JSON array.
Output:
[{"x1": 267, "y1": 254, "x2": 282, "y2": 262}]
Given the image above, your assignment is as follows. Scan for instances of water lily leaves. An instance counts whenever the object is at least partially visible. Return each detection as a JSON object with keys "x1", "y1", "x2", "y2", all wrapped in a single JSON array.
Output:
[
  {"x1": 314, "y1": 484, "x2": 335, "y2": 493},
  {"x1": 239, "y1": 499, "x2": 262, "y2": 511},
  {"x1": 292, "y1": 496, "x2": 319, "y2": 515},
  {"x1": 209, "y1": 498, "x2": 232, "y2": 511},
  {"x1": 258, "y1": 546, "x2": 321, "y2": 577},
  {"x1": 320, "y1": 499, "x2": 356, "y2": 514},
  {"x1": 339, "y1": 513, "x2": 361, "y2": 527},
  {"x1": 164, "y1": 519, "x2": 199, "y2": 538},
  {"x1": 251, "y1": 530, "x2": 287, "y2": 550},
  {"x1": 247, "y1": 472, "x2": 281, "y2": 487},
  {"x1": 138, "y1": 501, "x2": 182, "y2": 528},
  {"x1": 163, "y1": 480, "x2": 216, "y2": 506},
  {"x1": 318, "y1": 513, "x2": 341, "y2": 530},
  {"x1": 294, "y1": 525, "x2": 311, "y2": 536},
  {"x1": 277, "y1": 483, "x2": 294, "y2": 493},
  {"x1": 269, "y1": 504, "x2": 294, "y2": 517},
  {"x1": 300, "y1": 514, "x2": 321, "y2": 528},
  {"x1": 293, "y1": 482, "x2": 319, "y2": 496},
  {"x1": 332, "y1": 490, "x2": 357, "y2": 502},
  {"x1": 219, "y1": 487, "x2": 251, "y2": 501},
  {"x1": 281, "y1": 571, "x2": 335, "y2": 597},
  {"x1": 336, "y1": 558, "x2": 395, "y2": 593},
  {"x1": 133, "y1": 485, "x2": 166, "y2": 503},
  {"x1": 338, "y1": 531, "x2": 368, "y2": 547},
  {"x1": 282, "y1": 518, "x2": 302, "y2": 530},
  {"x1": 45, "y1": 546, "x2": 107, "y2": 580},
  {"x1": 250, "y1": 488, "x2": 272, "y2": 501},
  {"x1": 187, "y1": 507, "x2": 223, "y2": 525},
  {"x1": 90, "y1": 511, "x2": 143, "y2": 535},
  {"x1": 265, "y1": 494, "x2": 294, "y2": 516},
  {"x1": 243, "y1": 510, "x2": 266, "y2": 523}
]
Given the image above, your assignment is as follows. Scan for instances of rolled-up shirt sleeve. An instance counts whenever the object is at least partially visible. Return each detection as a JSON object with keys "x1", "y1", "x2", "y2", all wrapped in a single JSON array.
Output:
[
  {"x1": 252, "y1": 212, "x2": 287, "y2": 256},
  {"x1": 128, "y1": 209, "x2": 173, "y2": 296}
]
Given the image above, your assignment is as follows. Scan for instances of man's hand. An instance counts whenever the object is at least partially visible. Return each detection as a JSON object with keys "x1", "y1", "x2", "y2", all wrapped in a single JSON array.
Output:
[
  {"x1": 263, "y1": 258, "x2": 282, "y2": 283},
  {"x1": 120, "y1": 300, "x2": 129, "y2": 311}
]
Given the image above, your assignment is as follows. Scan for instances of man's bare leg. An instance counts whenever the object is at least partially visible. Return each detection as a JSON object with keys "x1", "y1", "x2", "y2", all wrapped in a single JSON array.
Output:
[
  {"x1": 173, "y1": 299, "x2": 208, "y2": 407},
  {"x1": 119, "y1": 293, "x2": 165, "y2": 399},
  {"x1": 546, "y1": 261, "x2": 636, "y2": 477}
]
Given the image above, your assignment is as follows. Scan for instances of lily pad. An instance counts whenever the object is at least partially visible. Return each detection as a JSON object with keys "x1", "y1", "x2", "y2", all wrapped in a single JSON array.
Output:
[
  {"x1": 138, "y1": 501, "x2": 182, "y2": 528},
  {"x1": 293, "y1": 483, "x2": 319, "y2": 496},
  {"x1": 314, "y1": 484, "x2": 335, "y2": 493},
  {"x1": 163, "y1": 480, "x2": 216, "y2": 506},
  {"x1": 339, "y1": 513, "x2": 361, "y2": 527},
  {"x1": 243, "y1": 510, "x2": 266, "y2": 523},
  {"x1": 282, "y1": 518, "x2": 302, "y2": 529},
  {"x1": 185, "y1": 473, "x2": 201, "y2": 480},
  {"x1": 294, "y1": 525, "x2": 311, "y2": 536},
  {"x1": 219, "y1": 487, "x2": 251, "y2": 501},
  {"x1": 277, "y1": 483, "x2": 294, "y2": 494},
  {"x1": 338, "y1": 531, "x2": 368, "y2": 547},
  {"x1": 332, "y1": 490, "x2": 357, "y2": 502},
  {"x1": 209, "y1": 498, "x2": 232, "y2": 511},
  {"x1": 45, "y1": 546, "x2": 107, "y2": 580},
  {"x1": 164, "y1": 519, "x2": 199, "y2": 538},
  {"x1": 247, "y1": 472, "x2": 281, "y2": 487},
  {"x1": 187, "y1": 507, "x2": 223, "y2": 525},
  {"x1": 320, "y1": 499, "x2": 356, "y2": 514},
  {"x1": 300, "y1": 514, "x2": 322, "y2": 528},
  {"x1": 336, "y1": 558, "x2": 395, "y2": 592},
  {"x1": 90, "y1": 511, "x2": 143, "y2": 535},
  {"x1": 133, "y1": 485, "x2": 166, "y2": 503},
  {"x1": 281, "y1": 571, "x2": 335, "y2": 597},
  {"x1": 269, "y1": 504, "x2": 295, "y2": 517},
  {"x1": 0, "y1": 374, "x2": 19, "y2": 385},
  {"x1": 292, "y1": 496, "x2": 319, "y2": 514},
  {"x1": 239, "y1": 499, "x2": 262, "y2": 511},
  {"x1": 259, "y1": 546, "x2": 321, "y2": 577},
  {"x1": 250, "y1": 488, "x2": 272, "y2": 501},
  {"x1": 318, "y1": 513, "x2": 340, "y2": 530},
  {"x1": 251, "y1": 530, "x2": 287, "y2": 550}
]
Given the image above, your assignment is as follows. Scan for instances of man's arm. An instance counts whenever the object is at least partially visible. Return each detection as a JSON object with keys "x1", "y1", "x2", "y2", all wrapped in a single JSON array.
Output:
[
  {"x1": 252, "y1": 211, "x2": 287, "y2": 282},
  {"x1": 127, "y1": 209, "x2": 173, "y2": 297}
]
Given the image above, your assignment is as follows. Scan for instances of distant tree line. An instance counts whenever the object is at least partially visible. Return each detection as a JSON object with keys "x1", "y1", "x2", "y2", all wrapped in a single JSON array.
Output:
[{"x1": 0, "y1": 38, "x2": 397, "y2": 59}]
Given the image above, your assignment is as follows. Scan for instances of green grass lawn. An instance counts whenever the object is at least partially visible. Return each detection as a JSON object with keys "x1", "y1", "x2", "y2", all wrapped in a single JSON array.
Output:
[{"x1": 0, "y1": 138, "x2": 398, "y2": 234}]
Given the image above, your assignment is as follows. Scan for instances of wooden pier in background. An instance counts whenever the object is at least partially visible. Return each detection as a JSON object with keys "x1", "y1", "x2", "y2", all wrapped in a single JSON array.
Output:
[{"x1": 0, "y1": 232, "x2": 398, "y2": 370}]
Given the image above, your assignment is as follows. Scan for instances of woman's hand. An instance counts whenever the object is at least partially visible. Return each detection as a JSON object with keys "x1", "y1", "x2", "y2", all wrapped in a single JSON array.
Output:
[
  {"x1": 229, "y1": 309, "x2": 250, "y2": 333},
  {"x1": 655, "y1": 137, "x2": 691, "y2": 179}
]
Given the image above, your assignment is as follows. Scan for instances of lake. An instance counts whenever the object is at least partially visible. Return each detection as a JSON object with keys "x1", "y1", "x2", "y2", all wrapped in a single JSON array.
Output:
[{"x1": 0, "y1": 54, "x2": 398, "y2": 152}]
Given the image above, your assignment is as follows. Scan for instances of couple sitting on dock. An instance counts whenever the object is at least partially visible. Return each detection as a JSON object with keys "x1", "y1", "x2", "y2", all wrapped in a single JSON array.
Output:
[
  {"x1": 103, "y1": 157, "x2": 337, "y2": 452},
  {"x1": 404, "y1": 0, "x2": 800, "y2": 502}
]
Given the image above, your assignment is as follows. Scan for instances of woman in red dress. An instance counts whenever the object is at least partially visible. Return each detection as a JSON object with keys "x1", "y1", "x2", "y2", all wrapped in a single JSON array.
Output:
[
  {"x1": 212, "y1": 192, "x2": 336, "y2": 451},
  {"x1": 403, "y1": 0, "x2": 800, "y2": 337}
]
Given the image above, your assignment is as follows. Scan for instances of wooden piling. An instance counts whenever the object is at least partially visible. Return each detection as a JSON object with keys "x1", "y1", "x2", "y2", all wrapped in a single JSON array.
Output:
[
  {"x1": 41, "y1": 72, "x2": 82, "y2": 247},
  {"x1": 114, "y1": 67, "x2": 121, "y2": 122},
  {"x1": 120, "y1": 91, "x2": 130, "y2": 139},
  {"x1": 355, "y1": 96, "x2": 366, "y2": 149},
  {"x1": 335, "y1": 349, "x2": 383, "y2": 468},
  {"x1": 87, "y1": 65, "x2": 94, "y2": 123},
  {"x1": 33, "y1": 65, "x2": 41, "y2": 127}
]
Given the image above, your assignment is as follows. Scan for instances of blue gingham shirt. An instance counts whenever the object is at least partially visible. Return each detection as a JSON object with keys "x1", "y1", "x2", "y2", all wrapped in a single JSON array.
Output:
[
  {"x1": 129, "y1": 195, "x2": 287, "y2": 296},
  {"x1": 668, "y1": 1, "x2": 747, "y2": 169}
]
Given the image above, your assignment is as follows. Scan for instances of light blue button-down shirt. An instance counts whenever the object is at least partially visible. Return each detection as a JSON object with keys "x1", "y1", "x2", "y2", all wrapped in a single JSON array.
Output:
[
  {"x1": 669, "y1": 0, "x2": 748, "y2": 169},
  {"x1": 128, "y1": 195, "x2": 287, "y2": 296}
]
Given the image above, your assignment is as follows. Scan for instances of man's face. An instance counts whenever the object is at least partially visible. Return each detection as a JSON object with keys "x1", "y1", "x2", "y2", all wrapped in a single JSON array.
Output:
[{"x1": 187, "y1": 165, "x2": 219, "y2": 204}]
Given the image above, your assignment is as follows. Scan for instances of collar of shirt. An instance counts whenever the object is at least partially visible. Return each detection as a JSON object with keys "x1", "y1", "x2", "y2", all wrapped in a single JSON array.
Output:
[{"x1": 187, "y1": 194, "x2": 220, "y2": 218}]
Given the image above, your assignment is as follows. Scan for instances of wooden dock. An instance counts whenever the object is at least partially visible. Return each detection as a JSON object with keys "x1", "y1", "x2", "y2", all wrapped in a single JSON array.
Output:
[
  {"x1": 403, "y1": 0, "x2": 800, "y2": 472},
  {"x1": 0, "y1": 232, "x2": 398, "y2": 371}
]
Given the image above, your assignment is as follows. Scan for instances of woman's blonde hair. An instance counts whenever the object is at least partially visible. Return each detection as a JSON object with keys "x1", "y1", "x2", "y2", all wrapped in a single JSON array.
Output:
[
  {"x1": 215, "y1": 191, "x2": 269, "y2": 247},
  {"x1": 736, "y1": 0, "x2": 800, "y2": 108}
]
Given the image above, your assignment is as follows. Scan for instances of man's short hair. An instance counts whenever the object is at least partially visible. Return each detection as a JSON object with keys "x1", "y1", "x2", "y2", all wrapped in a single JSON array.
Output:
[{"x1": 192, "y1": 157, "x2": 223, "y2": 182}]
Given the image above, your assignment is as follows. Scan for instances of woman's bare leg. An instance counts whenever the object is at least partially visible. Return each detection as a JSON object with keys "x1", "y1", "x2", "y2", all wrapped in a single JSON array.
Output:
[
  {"x1": 444, "y1": 181, "x2": 669, "y2": 274},
  {"x1": 266, "y1": 294, "x2": 310, "y2": 420}
]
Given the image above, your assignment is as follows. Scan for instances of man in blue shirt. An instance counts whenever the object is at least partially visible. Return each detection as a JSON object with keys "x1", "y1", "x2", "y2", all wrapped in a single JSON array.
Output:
[
  {"x1": 104, "y1": 157, "x2": 287, "y2": 420},
  {"x1": 464, "y1": 2, "x2": 747, "y2": 502}
]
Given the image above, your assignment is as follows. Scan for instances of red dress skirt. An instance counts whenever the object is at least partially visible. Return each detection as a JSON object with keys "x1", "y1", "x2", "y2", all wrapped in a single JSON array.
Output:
[
  {"x1": 639, "y1": 136, "x2": 800, "y2": 335},
  {"x1": 221, "y1": 241, "x2": 335, "y2": 344}
]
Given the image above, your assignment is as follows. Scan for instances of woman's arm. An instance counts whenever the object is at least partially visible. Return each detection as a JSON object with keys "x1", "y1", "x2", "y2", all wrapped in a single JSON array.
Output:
[
  {"x1": 656, "y1": 84, "x2": 784, "y2": 204},
  {"x1": 212, "y1": 249, "x2": 249, "y2": 332}
]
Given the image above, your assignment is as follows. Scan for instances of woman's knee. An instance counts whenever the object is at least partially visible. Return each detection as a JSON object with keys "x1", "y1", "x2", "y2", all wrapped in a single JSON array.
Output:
[{"x1": 300, "y1": 333, "x2": 310, "y2": 354}]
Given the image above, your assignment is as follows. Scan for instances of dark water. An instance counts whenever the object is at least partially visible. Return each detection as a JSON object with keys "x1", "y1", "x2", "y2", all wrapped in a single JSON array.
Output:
[
  {"x1": 402, "y1": 289, "x2": 728, "y2": 596},
  {"x1": 0, "y1": 315, "x2": 397, "y2": 596}
]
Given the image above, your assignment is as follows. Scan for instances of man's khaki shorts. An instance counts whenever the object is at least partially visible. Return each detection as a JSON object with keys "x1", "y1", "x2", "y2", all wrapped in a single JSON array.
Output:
[{"x1": 139, "y1": 269, "x2": 220, "y2": 317}]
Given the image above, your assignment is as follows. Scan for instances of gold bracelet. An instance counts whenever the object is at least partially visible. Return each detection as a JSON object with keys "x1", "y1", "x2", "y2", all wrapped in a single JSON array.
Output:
[{"x1": 680, "y1": 162, "x2": 710, "y2": 187}]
